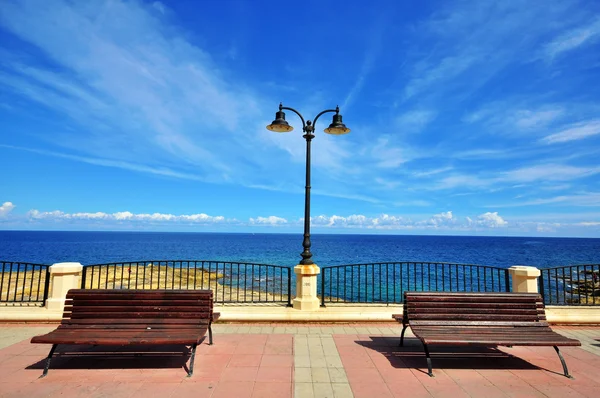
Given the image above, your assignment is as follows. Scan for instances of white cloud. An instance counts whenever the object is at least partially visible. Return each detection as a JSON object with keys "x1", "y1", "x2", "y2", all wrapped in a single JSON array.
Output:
[
  {"x1": 544, "y1": 18, "x2": 600, "y2": 60},
  {"x1": 541, "y1": 120, "x2": 600, "y2": 144},
  {"x1": 395, "y1": 110, "x2": 437, "y2": 132},
  {"x1": 27, "y1": 209, "x2": 228, "y2": 224},
  {"x1": 477, "y1": 212, "x2": 508, "y2": 228},
  {"x1": 420, "y1": 211, "x2": 456, "y2": 228},
  {"x1": 0, "y1": 202, "x2": 15, "y2": 217},
  {"x1": 371, "y1": 137, "x2": 406, "y2": 169},
  {"x1": 0, "y1": 0, "x2": 264, "y2": 183},
  {"x1": 248, "y1": 216, "x2": 287, "y2": 225},
  {"x1": 514, "y1": 109, "x2": 564, "y2": 129},
  {"x1": 499, "y1": 164, "x2": 600, "y2": 183}
]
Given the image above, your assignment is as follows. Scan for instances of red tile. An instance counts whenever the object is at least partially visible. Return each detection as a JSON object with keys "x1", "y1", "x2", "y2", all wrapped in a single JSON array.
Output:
[
  {"x1": 260, "y1": 355, "x2": 293, "y2": 368},
  {"x1": 229, "y1": 354, "x2": 263, "y2": 367},
  {"x1": 220, "y1": 366, "x2": 259, "y2": 382},
  {"x1": 252, "y1": 382, "x2": 292, "y2": 398},
  {"x1": 255, "y1": 366, "x2": 292, "y2": 383},
  {"x1": 212, "y1": 381, "x2": 254, "y2": 398},
  {"x1": 351, "y1": 381, "x2": 393, "y2": 398},
  {"x1": 171, "y1": 381, "x2": 216, "y2": 398},
  {"x1": 130, "y1": 382, "x2": 181, "y2": 398},
  {"x1": 263, "y1": 345, "x2": 292, "y2": 355},
  {"x1": 234, "y1": 345, "x2": 265, "y2": 355},
  {"x1": 386, "y1": 381, "x2": 432, "y2": 398},
  {"x1": 345, "y1": 367, "x2": 384, "y2": 383}
]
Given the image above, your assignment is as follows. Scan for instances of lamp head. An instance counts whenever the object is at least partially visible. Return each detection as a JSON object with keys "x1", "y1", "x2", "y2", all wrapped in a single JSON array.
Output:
[
  {"x1": 266, "y1": 104, "x2": 293, "y2": 132},
  {"x1": 324, "y1": 107, "x2": 350, "y2": 135}
]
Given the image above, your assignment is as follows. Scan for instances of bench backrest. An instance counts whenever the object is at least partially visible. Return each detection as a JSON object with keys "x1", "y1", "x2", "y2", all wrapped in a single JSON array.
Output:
[
  {"x1": 403, "y1": 291, "x2": 548, "y2": 327},
  {"x1": 60, "y1": 289, "x2": 214, "y2": 329}
]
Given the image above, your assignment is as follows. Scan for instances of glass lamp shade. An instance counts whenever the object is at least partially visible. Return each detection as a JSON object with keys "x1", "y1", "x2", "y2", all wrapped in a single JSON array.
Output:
[
  {"x1": 266, "y1": 110, "x2": 294, "y2": 132},
  {"x1": 324, "y1": 113, "x2": 350, "y2": 135}
]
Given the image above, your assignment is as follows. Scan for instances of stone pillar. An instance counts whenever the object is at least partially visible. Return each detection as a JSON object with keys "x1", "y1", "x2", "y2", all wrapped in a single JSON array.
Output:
[
  {"x1": 509, "y1": 265, "x2": 541, "y2": 293},
  {"x1": 293, "y1": 264, "x2": 321, "y2": 311},
  {"x1": 45, "y1": 262, "x2": 83, "y2": 312}
]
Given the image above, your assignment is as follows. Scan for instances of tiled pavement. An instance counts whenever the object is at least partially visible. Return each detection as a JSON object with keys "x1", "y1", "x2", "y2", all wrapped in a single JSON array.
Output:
[{"x1": 0, "y1": 323, "x2": 599, "y2": 397}]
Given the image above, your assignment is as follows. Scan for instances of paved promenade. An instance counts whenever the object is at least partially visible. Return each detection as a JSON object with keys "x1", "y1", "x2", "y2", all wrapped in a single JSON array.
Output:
[{"x1": 0, "y1": 323, "x2": 599, "y2": 397}]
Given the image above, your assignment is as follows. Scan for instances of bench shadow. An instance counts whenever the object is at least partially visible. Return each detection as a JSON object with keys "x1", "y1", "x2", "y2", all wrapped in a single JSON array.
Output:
[
  {"x1": 26, "y1": 344, "x2": 198, "y2": 372},
  {"x1": 356, "y1": 337, "x2": 561, "y2": 376}
]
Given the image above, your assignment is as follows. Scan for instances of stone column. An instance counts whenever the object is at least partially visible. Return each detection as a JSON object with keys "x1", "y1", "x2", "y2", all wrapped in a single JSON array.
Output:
[
  {"x1": 45, "y1": 262, "x2": 83, "y2": 312},
  {"x1": 293, "y1": 264, "x2": 320, "y2": 310},
  {"x1": 508, "y1": 265, "x2": 541, "y2": 293}
]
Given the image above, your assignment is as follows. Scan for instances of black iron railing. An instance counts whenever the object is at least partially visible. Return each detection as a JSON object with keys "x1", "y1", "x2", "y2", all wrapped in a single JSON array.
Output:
[
  {"x1": 82, "y1": 260, "x2": 292, "y2": 305},
  {"x1": 0, "y1": 261, "x2": 50, "y2": 305},
  {"x1": 539, "y1": 264, "x2": 599, "y2": 305},
  {"x1": 320, "y1": 262, "x2": 511, "y2": 306}
]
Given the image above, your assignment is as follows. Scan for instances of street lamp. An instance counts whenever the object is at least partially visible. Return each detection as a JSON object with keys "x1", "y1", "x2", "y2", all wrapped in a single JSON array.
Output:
[{"x1": 267, "y1": 103, "x2": 350, "y2": 266}]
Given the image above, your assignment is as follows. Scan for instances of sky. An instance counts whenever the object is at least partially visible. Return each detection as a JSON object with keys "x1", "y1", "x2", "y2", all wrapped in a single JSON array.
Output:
[{"x1": 1, "y1": 0, "x2": 600, "y2": 237}]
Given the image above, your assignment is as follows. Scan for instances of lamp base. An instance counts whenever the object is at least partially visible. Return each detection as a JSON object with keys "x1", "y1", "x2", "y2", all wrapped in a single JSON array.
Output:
[{"x1": 292, "y1": 264, "x2": 321, "y2": 311}]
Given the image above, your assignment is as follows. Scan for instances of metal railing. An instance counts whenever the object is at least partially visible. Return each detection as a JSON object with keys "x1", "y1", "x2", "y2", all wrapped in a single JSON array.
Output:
[
  {"x1": 539, "y1": 264, "x2": 599, "y2": 305},
  {"x1": 320, "y1": 262, "x2": 511, "y2": 306},
  {"x1": 0, "y1": 261, "x2": 50, "y2": 305},
  {"x1": 82, "y1": 260, "x2": 292, "y2": 305}
]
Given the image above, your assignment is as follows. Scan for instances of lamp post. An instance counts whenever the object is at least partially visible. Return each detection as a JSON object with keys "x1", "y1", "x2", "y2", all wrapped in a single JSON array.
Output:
[{"x1": 267, "y1": 103, "x2": 350, "y2": 310}]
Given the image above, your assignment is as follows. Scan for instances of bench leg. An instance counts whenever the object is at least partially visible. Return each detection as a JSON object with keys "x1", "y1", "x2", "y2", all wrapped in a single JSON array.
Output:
[
  {"x1": 399, "y1": 325, "x2": 408, "y2": 347},
  {"x1": 41, "y1": 344, "x2": 58, "y2": 378},
  {"x1": 423, "y1": 343, "x2": 434, "y2": 377},
  {"x1": 209, "y1": 324, "x2": 214, "y2": 345},
  {"x1": 554, "y1": 346, "x2": 573, "y2": 378},
  {"x1": 187, "y1": 343, "x2": 198, "y2": 377}
]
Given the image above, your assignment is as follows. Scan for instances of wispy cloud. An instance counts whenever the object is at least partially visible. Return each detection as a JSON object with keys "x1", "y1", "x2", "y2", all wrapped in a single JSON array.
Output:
[
  {"x1": 544, "y1": 18, "x2": 600, "y2": 60},
  {"x1": 395, "y1": 110, "x2": 437, "y2": 133},
  {"x1": 541, "y1": 120, "x2": 600, "y2": 144}
]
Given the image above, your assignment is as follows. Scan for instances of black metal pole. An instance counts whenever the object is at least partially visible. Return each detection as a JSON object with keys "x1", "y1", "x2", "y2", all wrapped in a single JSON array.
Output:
[
  {"x1": 300, "y1": 127, "x2": 314, "y2": 265},
  {"x1": 278, "y1": 106, "x2": 337, "y2": 266}
]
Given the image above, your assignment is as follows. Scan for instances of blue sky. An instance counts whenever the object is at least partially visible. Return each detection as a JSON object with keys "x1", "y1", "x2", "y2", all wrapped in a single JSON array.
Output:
[{"x1": 1, "y1": 0, "x2": 600, "y2": 237}]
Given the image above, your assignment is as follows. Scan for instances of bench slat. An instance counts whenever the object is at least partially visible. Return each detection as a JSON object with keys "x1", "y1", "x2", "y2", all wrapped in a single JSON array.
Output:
[
  {"x1": 408, "y1": 314, "x2": 545, "y2": 321},
  {"x1": 407, "y1": 308, "x2": 542, "y2": 315},
  {"x1": 408, "y1": 302, "x2": 544, "y2": 309},
  {"x1": 67, "y1": 312, "x2": 212, "y2": 319},
  {"x1": 405, "y1": 296, "x2": 540, "y2": 303},
  {"x1": 409, "y1": 320, "x2": 549, "y2": 326},
  {"x1": 64, "y1": 299, "x2": 211, "y2": 306}
]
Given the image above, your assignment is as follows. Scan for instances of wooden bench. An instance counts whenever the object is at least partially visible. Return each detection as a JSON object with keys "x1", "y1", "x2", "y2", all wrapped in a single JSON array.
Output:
[
  {"x1": 31, "y1": 289, "x2": 220, "y2": 377},
  {"x1": 392, "y1": 292, "x2": 581, "y2": 378}
]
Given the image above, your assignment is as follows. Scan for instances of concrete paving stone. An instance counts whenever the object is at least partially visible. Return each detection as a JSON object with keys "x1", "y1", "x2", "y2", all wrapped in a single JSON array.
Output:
[
  {"x1": 331, "y1": 383, "x2": 354, "y2": 398},
  {"x1": 328, "y1": 368, "x2": 348, "y2": 383},
  {"x1": 295, "y1": 355, "x2": 311, "y2": 368},
  {"x1": 325, "y1": 356, "x2": 344, "y2": 368},
  {"x1": 294, "y1": 382, "x2": 315, "y2": 398},
  {"x1": 311, "y1": 367, "x2": 331, "y2": 383},
  {"x1": 313, "y1": 382, "x2": 335, "y2": 398},
  {"x1": 295, "y1": 367, "x2": 312, "y2": 383},
  {"x1": 323, "y1": 345, "x2": 340, "y2": 356},
  {"x1": 310, "y1": 355, "x2": 328, "y2": 368}
]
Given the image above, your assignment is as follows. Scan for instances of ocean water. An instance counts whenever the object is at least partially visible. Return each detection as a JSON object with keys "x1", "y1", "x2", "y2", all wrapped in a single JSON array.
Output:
[{"x1": 1, "y1": 231, "x2": 600, "y2": 268}]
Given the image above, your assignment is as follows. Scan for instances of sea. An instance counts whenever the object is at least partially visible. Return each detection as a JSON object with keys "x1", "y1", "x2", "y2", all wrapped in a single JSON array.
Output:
[{"x1": 1, "y1": 231, "x2": 600, "y2": 268}]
